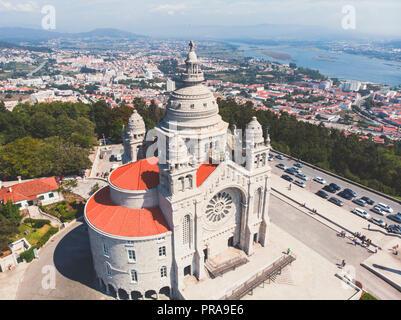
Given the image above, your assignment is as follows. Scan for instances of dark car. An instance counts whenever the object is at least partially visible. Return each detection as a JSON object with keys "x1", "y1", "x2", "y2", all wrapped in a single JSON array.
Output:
[
  {"x1": 294, "y1": 162, "x2": 303, "y2": 168},
  {"x1": 329, "y1": 183, "x2": 341, "y2": 191},
  {"x1": 281, "y1": 174, "x2": 293, "y2": 182},
  {"x1": 361, "y1": 196, "x2": 375, "y2": 206},
  {"x1": 388, "y1": 214, "x2": 401, "y2": 224},
  {"x1": 275, "y1": 154, "x2": 284, "y2": 160},
  {"x1": 285, "y1": 168, "x2": 297, "y2": 175},
  {"x1": 328, "y1": 197, "x2": 344, "y2": 207},
  {"x1": 387, "y1": 224, "x2": 401, "y2": 235},
  {"x1": 316, "y1": 190, "x2": 329, "y2": 199},
  {"x1": 338, "y1": 190, "x2": 353, "y2": 200},
  {"x1": 323, "y1": 185, "x2": 337, "y2": 193},
  {"x1": 343, "y1": 188, "x2": 357, "y2": 198}
]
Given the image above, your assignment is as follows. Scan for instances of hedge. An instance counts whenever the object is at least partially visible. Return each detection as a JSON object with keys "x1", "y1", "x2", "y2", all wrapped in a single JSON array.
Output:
[
  {"x1": 35, "y1": 226, "x2": 59, "y2": 248},
  {"x1": 20, "y1": 247, "x2": 35, "y2": 263},
  {"x1": 24, "y1": 218, "x2": 50, "y2": 228}
]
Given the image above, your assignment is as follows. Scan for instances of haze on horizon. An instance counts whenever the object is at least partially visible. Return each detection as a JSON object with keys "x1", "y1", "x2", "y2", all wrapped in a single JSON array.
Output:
[{"x1": 0, "y1": 0, "x2": 400, "y2": 39}]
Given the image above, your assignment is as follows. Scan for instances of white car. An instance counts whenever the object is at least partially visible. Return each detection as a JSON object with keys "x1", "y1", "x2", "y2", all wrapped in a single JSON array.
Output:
[
  {"x1": 313, "y1": 176, "x2": 326, "y2": 184},
  {"x1": 376, "y1": 202, "x2": 393, "y2": 213},
  {"x1": 293, "y1": 180, "x2": 306, "y2": 188},
  {"x1": 352, "y1": 208, "x2": 371, "y2": 220}
]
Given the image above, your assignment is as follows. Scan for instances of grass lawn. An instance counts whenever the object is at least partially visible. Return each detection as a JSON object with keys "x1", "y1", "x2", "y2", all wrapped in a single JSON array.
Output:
[
  {"x1": 18, "y1": 223, "x2": 51, "y2": 246},
  {"x1": 360, "y1": 291, "x2": 378, "y2": 300}
]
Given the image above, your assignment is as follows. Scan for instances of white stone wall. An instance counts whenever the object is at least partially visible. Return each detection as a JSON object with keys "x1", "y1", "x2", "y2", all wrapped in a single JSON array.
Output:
[
  {"x1": 87, "y1": 227, "x2": 173, "y2": 297},
  {"x1": 109, "y1": 185, "x2": 159, "y2": 209}
]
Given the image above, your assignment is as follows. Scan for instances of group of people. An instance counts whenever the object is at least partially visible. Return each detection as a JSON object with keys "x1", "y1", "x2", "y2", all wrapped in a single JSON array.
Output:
[{"x1": 353, "y1": 232, "x2": 372, "y2": 247}]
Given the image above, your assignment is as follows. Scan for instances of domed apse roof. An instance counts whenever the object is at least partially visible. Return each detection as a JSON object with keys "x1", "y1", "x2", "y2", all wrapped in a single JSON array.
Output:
[
  {"x1": 109, "y1": 157, "x2": 159, "y2": 191},
  {"x1": 85, "y1": 187, "x2": 170, "y2": 238},
  {"x1": 127, "y1": 109, "x2": 145, "y2": 133}
]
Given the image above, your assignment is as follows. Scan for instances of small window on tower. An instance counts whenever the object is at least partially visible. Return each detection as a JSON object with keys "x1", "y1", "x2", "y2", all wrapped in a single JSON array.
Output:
[
  {"x1": 190, "y1": 104, "x2": 195, "y2": 109},
  {"x1": 203, "y1": 103, "x2": 207, "y2": 108}
]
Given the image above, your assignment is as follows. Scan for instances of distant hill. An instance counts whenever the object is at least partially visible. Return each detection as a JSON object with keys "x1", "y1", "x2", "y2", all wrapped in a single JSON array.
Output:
[
  {"x1": 0, "y1": 40, "x2": 51, "y2": 52},
  {"x1": 0, "y1": 27, "x2": 147, "y2": 43}
]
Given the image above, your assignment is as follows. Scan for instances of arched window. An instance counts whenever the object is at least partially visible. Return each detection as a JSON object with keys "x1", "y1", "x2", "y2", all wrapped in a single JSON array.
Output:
[
  {"x1": 254, "y1": 188, "x2": 262, "y2": 217},
  {"x1": 130, "y1": 269, "x2": 138, "y2": 283},
  {"x1": 160, "y1": 266, "x2": 167, "y2": 278},
  {"x1": 185, "y1": 175, "x2": 193, "y2": 189},
  {"x1": 182, "y1": 215, "x2": 191, "y2": 247}
]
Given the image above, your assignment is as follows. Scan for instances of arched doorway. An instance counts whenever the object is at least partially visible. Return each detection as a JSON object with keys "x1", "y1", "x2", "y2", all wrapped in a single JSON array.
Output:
[
  {"x1": 131, "y1": 290, "x2": 143, "y2": 300},
  {"x1": 159, "y1": 286, "x2": 170, "y2": 300},
  {"x1": 118, "y1": 288, "x2": 129, "y2": 300},
  {"x1": 108, "y1": 284, "x2": 117, "y2": 298},
  {"x1": 145, "y1": 289, "x2": 157, "y2": 300}
]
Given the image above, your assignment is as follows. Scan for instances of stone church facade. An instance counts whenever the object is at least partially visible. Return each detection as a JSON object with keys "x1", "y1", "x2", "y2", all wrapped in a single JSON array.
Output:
[{"x1": 84, "y1": 41, "x2": 272, "y2": 300}]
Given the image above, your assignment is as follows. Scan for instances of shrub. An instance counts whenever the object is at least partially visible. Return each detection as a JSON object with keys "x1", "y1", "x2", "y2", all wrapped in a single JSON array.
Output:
[
  {"x1": 35, "y1": 227, "x2": 58, "y2": 248},
  {"x1": 24, "y1": 218, "x2": 50, "y2": 228},
  {"x1": 354, "y1": 280, "x2": 363, "y2": 289},
  {"x1": 360, "y1": 291, "x2": 377, "y2": 300},
  {"x1": 60, "y1": 210, "x2": 77, "y2": 222},
  {"x1": 20, "y1": 247, "x2": 35, "y2": 263}
]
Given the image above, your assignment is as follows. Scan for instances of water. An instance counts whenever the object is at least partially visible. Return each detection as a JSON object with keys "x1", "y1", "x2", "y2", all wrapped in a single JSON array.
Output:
[{"x1": 229, "y1": 42, "x2": 401, "y2": 86}]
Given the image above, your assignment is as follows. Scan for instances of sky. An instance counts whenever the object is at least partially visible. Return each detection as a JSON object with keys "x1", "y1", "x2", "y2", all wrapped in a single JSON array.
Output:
[{"x1": 0, "y1": 0, "x2": 400, "y2": 37}]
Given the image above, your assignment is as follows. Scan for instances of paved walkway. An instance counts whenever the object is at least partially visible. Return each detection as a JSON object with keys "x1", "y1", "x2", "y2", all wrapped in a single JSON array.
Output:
[
  {"x1": 182, "y1": 223, "x2": 355, "y2": 300},
  {"x1": 271, "y1": 172, "x2": 401, "y2": 295}
]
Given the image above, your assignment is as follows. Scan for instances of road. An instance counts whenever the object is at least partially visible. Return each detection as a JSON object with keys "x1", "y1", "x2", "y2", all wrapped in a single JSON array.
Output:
[
  {"x1": 269, "y1": 195, "x2": 401, "y2": 300},
  {"x1": 27, "y1": 61, "x2": 46, "y2": 77},
  {"x1": 269, "y1": 150, "x2": 401, "y2": 229},
  {"x1": 16, "y1": 221, "x2": 112, "y2": 300}
]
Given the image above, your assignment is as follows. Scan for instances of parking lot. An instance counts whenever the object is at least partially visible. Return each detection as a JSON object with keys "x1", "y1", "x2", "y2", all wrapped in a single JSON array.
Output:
[
  {"x1": 269, "y1": 150, "x2": 401, "y2": 231},
  {"x1": 91, "y1": 144, "x2": 124, "y2": 178}
]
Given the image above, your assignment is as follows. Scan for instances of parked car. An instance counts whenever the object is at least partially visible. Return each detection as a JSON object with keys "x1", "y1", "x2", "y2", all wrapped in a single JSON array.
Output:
[
  {"x1": 376, "y1": 203, "x2": 393, "y2": 213},
  {"x1": 387, "y1": 213, "x2": 401, "y2": 224},
  {"x1": 361, "y1": 196, "x2": 375, "y2": 206},
  {"x1": 369, "y1": 217, "x2": 387, "y2": 228},
  {"x1": 387, "y1": 224, "x2": 401, "y2": 235},
  {"x1": 313, "y1": 177, "x2": 326, "y2": 184},
  {"x1": 352, "y1": 208, "x2": 370, "y2": 220},
  {"x1": 296, "y1": 173, "x2": 308, "y2": 181},
  {"x1": 110, "y1": 163, "x2": 119, "y2": 172},
  {"x1": 316, "y1": 190, "x2": 329, "y2": 199},
  {"x1": 371, "y1": 205, "x2": 386, "y2": 216},
  {"x1": 329, "y1": 183, "x2": 341, "y2": 191},
  {"x1": 343, "y1": 188, "x2": 357, "y2": 198},
  {"x1": 352, "y1": 198, "x2": 367, "y2": 207},
  {"x1": 338, "y1": 191, "x2": 353, "y2": 200},
  {"x1": 328, "y1": 197, "x2": 344, "y2": 207},
  {"x1": 285, "y1": 168, "x2": 297, "y2": 175},
  {"x1": 275, "y1": 154, "x2": 284, "y2": 160},
  {"x1": 294, "y1": 162, "x2": 303, "y2": 168},
  {"x1": 281, "y1": 174, "x2": 293, "y2": 182},
  {"x1": 268, "y1": 154, "x2": 274, "y2": 161},
  {"x1": 291, "y1": 167, "x2": 302, "y2": 174},
  {"x1": 294, "y1": 180, "x2": 306, "y2": 188},
  {"x1": 323, "y1": 185, "x2": 337, "y2": 193},
  {"x1": 276, "y1": 163, "x2": 286, "y2": 170}
]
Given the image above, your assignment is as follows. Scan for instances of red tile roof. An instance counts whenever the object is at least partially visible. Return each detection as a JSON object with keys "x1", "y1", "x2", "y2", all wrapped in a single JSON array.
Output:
[
  {"x1": 109, "y1": 157, "x2": 159, "y2": 191},
  {"x1": 85, "y1": 187, "x2": 170, "y2": 237},
  {"x1": 0, "y1": 177, "x2": 58, "y2": 203},
  {"x1": 196, "y1": 163, "x2": 218, "y2": 187}
]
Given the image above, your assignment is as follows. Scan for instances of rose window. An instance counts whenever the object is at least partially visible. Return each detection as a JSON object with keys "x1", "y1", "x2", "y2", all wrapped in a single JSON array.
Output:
[{"x1": 205, "y1": 191, "x2": 233, "y2": 222}]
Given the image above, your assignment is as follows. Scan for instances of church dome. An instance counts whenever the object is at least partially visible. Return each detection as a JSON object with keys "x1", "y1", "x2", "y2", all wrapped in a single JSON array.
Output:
[
  {"x1": 168, "y1": 135, "x2": 189, "y2": 163},
  {"x1": 127, "y1": 110, "x2": 146, "y2": 134}
]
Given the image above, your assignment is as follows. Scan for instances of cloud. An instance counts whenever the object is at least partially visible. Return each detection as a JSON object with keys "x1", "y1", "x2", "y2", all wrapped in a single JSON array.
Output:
[
  {"x1": 0, "y1": 0, "x2": 39, "y2": 12},
  {"x1": 150, "y1": 3, "x2": 187, "y2": 15}
]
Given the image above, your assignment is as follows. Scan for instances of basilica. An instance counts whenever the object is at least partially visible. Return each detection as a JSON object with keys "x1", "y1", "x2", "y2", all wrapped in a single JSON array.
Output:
[{"x1": 84, "y1": 41, "x2": 272, "y2": 300}]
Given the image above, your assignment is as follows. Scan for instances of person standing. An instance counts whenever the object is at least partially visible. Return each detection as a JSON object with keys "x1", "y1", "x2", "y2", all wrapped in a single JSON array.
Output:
[
  {"x1": 368, "y1": 224, "x2": 370, "y2": 230},
  {"x1": 287, "y1": 248, "x2": 291, "y2": 255}
]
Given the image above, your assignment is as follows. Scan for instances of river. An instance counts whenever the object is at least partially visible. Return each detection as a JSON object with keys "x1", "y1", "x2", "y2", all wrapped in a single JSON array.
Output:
[{"x1": 228, "y1": 42, "x2": 401, "y2": 86}]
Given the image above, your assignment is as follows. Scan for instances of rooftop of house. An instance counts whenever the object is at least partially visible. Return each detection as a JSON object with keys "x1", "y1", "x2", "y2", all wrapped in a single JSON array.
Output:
[{"x1": 0, "y1": 177, "x2": 58, "y2": 204}]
